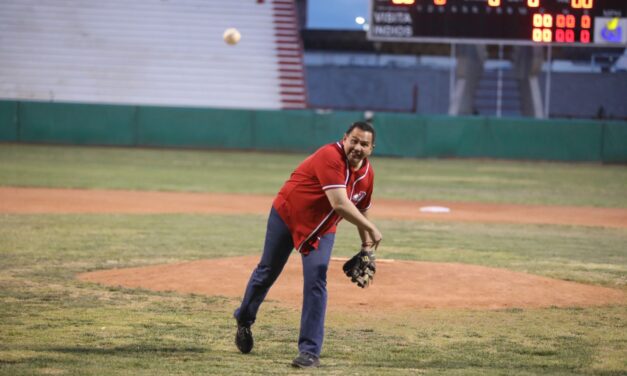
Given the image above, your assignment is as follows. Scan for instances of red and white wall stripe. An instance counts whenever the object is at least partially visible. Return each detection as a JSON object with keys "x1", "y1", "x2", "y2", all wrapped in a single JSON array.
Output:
[{"x1": 271, "y1": 0, "x2": 308, "y2": 109}]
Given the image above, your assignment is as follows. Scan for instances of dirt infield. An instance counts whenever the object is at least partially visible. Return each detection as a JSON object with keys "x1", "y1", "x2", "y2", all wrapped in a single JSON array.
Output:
[
  {"x1": 78, "y1": 256, "x2": 625, "y2": 311},
  {"x1": 4, "y1": 187, "x2": 626, "y2": 310},
  {"x1": 2, "y1": 187, "x2": 627, "y2": 228}
]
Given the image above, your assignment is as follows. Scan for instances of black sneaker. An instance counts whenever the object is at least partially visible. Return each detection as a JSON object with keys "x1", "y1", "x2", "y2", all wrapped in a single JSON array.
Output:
[
  {"x1": 291, "y1": 352, "x2": 320, "y2": 368},
  {"x1": 235, "y1": 323, "x2": 253, "y2": 354}
]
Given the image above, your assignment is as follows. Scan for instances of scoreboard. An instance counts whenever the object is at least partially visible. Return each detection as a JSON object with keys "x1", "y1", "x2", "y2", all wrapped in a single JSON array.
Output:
[{"x1": 368, "y1": 0, "x2": 627, "y2": 46}]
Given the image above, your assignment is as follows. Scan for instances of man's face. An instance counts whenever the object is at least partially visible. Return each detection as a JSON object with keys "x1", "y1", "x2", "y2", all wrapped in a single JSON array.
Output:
[{"x1": 343, "y1": 128, "x2": 374, "y2": 168}]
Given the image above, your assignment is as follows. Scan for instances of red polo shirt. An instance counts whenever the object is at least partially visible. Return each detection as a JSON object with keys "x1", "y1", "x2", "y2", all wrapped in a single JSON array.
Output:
[{"x1": 273, "y1": 141, "x2": 374, "y2": 254}]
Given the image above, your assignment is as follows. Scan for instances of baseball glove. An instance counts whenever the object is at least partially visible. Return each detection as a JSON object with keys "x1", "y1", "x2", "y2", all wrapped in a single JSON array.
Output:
[{"x1": 342, "y1": 249, "x2": 376, "y2": 288}]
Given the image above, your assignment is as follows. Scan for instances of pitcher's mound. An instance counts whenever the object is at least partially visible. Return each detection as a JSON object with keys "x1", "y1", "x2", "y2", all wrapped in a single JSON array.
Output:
[{"x1": 78, "y1": 256, "x2": 625, "y2": 310}]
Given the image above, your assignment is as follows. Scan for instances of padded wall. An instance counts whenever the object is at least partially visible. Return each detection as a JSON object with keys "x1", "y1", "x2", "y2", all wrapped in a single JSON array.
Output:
[{"x1": 1, "y1": 100, "x2": 625, "y2": 163}]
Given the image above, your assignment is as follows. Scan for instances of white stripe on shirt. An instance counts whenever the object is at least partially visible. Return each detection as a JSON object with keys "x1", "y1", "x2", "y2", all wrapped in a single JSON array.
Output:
[{"x1": 322, "y1": 184, "x2": 346, "y2": 190}]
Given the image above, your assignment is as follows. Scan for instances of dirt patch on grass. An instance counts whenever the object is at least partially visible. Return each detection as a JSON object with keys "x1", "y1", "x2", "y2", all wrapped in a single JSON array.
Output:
[
  {"x1": 2, "y1": 187, "x2": 627, "y2": 228},
  {"x1": 3, "y1": 186, "x2": 625, "y2": 310},
  {"x1": 78, "y1": 255, "x2": 625, "y2": 310}
]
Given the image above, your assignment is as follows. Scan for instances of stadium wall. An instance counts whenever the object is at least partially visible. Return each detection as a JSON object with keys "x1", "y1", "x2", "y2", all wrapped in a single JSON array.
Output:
[{"x1": 1, "y1": 100, "x2": 626, "y2": 163}]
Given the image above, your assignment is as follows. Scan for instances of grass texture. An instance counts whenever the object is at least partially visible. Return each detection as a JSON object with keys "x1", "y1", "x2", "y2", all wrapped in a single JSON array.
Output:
[
  {"x1": 0, "y1": 214, "x2": 625, "y2": 375},
  {"x1": 1, "y1": 144, "x2": 627, "y2": 207},
  {"x1": 0, "y1": 143, "x2": 626, "y2": 375}
]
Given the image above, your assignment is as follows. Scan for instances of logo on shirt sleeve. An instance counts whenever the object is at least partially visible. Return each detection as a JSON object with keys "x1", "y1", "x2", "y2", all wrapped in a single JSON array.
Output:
[{"x1": 351, "y1": 191, "x2": 366, "y2": 204}]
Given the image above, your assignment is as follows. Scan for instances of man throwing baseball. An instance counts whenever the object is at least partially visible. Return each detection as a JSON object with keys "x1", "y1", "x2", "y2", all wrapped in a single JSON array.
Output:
[{"x1": 233, "y1": 121, "x2": 382, "y2": 368}]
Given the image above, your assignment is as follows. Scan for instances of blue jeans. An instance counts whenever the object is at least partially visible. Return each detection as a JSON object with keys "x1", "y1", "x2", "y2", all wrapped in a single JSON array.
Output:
[{"x1": 234, "y1": 207, "x2": 335, "y2": 357}]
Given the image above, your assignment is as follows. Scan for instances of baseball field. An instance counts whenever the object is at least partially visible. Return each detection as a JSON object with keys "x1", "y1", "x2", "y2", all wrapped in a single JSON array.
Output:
[{"x1": 1, "y1": 143, "x2": 626, "y2": 375}]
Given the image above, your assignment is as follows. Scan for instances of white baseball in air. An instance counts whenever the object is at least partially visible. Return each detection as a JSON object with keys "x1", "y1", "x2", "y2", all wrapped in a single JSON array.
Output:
[{"x1": 223, "y1": 28, "x2": 241, "y2": 45}]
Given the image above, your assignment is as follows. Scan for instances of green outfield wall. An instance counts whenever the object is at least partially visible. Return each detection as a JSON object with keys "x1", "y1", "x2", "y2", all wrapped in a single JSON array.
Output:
[{"x1": 1, "y1": 100, "x2": 626, "y2": 163}]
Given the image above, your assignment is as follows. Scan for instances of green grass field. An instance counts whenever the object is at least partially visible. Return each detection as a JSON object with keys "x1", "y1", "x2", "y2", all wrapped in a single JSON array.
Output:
[
  {"x1": 1, "y1": 144, "x2": 626, "y2": 375},
  {"x1": 2, "y1": 144, "x2": 627, "y2": 207}
]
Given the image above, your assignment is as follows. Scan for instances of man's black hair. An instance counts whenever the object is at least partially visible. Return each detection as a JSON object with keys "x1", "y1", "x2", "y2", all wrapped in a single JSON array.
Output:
[{"x1": 345, "y1": 121, "x2": 376, "y2": 144}]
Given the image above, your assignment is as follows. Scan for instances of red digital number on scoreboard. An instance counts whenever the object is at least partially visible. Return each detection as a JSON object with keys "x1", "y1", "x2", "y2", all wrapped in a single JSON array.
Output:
[
  {"x1": 580, "y1": 30, "x2": 590, "y2": 43},
  {"x1": 581, "y1": 15, "x2": 591, "y2": 28},
  {"x1": 555, "y1": 29, "x2": 565, "y2": 42}
]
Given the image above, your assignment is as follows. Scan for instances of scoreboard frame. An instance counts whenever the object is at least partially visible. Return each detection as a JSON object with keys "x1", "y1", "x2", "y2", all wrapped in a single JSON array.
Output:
[{"x1": 367, "y1": 0, "x2": 627, "y2": 47}]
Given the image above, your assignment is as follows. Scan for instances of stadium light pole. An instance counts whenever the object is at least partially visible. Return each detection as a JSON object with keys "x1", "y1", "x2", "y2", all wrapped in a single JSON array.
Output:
[
  {"x1": 449, "y1": 43, "x2": 456, "y2": 110},
  {"x1": 496, "y1": 44, "x2": 504, "y2": 118},
  {"x1": 544, "y1": 45, "x2": 552, "y2": 119}
]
